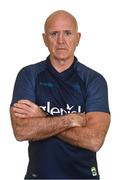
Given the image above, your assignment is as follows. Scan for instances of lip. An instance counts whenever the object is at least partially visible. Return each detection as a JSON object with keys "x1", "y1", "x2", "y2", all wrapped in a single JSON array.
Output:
[{"x1": 56, "y1": 48, "x2": 67, "y2": 50}]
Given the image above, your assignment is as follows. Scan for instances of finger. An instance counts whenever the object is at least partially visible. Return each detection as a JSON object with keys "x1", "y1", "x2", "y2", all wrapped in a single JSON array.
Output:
[
  {"x1": 13, "y1": 106, "x2": 29, "y2": 114},
  {"x1": 18, "y1": 99, "x2": 35, "y2": 107},
  {"x1": 14, "y1": 112, "x2": 26, "y2": 118},
  {"x1": 14, "y1": 103, "x2": 31, "y2": 112},
  {"x1": 17, "y1": 100, "x2": 39, "y2": 113},
  {"x1": 80, "y1": 112, "x2": 86, "y2": 117}
]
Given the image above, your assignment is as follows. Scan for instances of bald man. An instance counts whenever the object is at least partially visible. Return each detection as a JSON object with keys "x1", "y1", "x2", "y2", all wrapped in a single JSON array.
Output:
[{"x1": 10, "y1": 10, "x2": 110, "y2": 179}]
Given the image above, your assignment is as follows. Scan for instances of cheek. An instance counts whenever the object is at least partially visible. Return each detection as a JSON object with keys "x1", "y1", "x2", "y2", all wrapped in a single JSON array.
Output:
[
  {"x1": 47, "y1": 42, "x2": 57, "y2": 53},
  {"x1": 68, "y1": 40, "x2": 78, "y2": 49},
  {"x1": 48, "y1": 40, "x2": 56, "y2": 47}
]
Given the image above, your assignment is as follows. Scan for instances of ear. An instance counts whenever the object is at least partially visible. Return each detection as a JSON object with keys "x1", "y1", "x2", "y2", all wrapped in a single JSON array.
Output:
[
  {"x1": 42, "y1": 33, "x2": 48, "y2": 47},
  {"x1": 76, "y1": 32, "x2": 81, "y2": 46}
]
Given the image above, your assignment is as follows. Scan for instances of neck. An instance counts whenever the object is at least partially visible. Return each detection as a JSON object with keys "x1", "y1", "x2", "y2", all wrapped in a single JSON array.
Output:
[{"x1": 50, "y1": 56, "x2": 74, "y2": 73}]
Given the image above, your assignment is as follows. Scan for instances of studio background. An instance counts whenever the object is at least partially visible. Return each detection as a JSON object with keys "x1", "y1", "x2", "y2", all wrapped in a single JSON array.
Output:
[{"x1": 0, "y1": 0, "x2": 119, "y2": 179}]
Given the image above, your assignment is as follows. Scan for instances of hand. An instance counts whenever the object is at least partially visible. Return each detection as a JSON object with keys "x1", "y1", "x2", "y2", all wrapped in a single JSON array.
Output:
[
  {"x1": 69, "y1": 113, "x2": 87, "y2": 127},
  {"x1": 13, "y1": 99, "x2": 46, "y2": 118}
]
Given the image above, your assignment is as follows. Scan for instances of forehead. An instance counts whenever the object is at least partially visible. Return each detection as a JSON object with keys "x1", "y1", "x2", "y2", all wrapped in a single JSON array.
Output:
[{"x1": 45, "y1": 13, "x2": 77, "y2": 32}]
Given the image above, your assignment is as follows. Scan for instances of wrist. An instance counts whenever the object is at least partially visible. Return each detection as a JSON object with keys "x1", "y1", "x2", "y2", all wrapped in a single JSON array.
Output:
[{"x1": 68, "y1": 113, "x2": 86, "y2": 127}]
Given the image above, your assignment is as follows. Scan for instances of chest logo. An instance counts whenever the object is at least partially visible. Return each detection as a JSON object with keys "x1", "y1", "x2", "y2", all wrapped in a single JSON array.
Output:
[{"x1": 40, "y1": 101, "x2": 81, "y2": 115}]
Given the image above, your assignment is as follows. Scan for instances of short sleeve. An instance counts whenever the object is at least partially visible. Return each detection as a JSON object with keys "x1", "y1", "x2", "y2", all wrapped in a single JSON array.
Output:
[
  {"x1": 10, "y1": 67, "x2": 36, "y2": 106},
  {"x1": 85, "y1": 74, "x2": 110, "y2": 113}
]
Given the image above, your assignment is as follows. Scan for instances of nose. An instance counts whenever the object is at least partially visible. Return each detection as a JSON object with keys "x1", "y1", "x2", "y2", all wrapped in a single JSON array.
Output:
[{"x1": 57, "y1": 32, "x2": 65, "y2": 44}]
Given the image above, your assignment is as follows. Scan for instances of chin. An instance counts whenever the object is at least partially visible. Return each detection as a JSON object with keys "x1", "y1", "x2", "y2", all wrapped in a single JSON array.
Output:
[{"x1": 55, "y1": 54, "x2": 69, "y2": 61}]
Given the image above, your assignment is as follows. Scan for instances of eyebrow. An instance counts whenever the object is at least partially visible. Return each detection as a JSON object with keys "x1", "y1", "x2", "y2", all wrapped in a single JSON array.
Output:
[{"x1": 47, "y1": 30, "x2": 74, "y2": 33}]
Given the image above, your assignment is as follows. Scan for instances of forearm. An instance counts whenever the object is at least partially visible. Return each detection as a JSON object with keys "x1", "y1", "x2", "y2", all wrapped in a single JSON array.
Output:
[
  {"x1": 11, "y1": 114, "x2": 70, "y2": 141},
  {"x1": 10, "y1": 106, "x2": 85, "y2": 141},
  {"x1": 57, "y1": 126, "x2": 97, "y2": 151},
  {"x1": 57, "y1": 112, "x2": 110, "y2": 152},
  {"x1": 25, "y1": 115, "x2": 76, "y2": 141}
]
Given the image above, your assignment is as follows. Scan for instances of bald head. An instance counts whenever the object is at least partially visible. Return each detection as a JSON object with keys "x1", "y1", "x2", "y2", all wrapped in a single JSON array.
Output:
[{"x1": 44, "y1": 10, "x2": 78, "y2": 33}]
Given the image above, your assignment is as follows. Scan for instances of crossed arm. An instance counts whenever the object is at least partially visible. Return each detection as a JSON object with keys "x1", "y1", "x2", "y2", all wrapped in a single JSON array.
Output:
[{"x1": 10, "y1": 100, "x2": 110, "y2": 152}]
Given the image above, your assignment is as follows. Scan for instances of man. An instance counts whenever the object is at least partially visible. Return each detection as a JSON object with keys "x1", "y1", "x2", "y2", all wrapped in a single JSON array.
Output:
[{"x1": 10, "y1": 10, "x2": 110, "y2": 179}]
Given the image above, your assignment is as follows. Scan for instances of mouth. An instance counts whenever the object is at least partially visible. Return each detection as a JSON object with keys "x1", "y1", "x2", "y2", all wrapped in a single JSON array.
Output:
[{"x1": 56, "y1": 48, "x2": 67, "y2": 51}]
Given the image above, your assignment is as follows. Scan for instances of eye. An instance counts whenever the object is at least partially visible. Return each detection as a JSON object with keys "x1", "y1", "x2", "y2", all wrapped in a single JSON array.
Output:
[
  {"x1": 49, "y1": 31, "x2": 58, "y2": 37},
  {"x1": 64, "y1": 31, "x2": 73, "y2": 36}
]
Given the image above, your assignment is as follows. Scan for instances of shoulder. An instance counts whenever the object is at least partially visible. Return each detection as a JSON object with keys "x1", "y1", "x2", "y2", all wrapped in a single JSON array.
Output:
[
  {"x1": 20, "y1": 60, "x2": 46, "y2": 74},
  {"x1": 75, "y1": 60, "x2": 107, "y2": 86},
  {"x1": 11, "y1": 60, "x2": 47, "y2": 105},
  {"x1": 17, "y1": 60, "x2": 47, "y2": 79},
  {"x1": 75, "y1": 60, "x2": 110, "y2": 113}
]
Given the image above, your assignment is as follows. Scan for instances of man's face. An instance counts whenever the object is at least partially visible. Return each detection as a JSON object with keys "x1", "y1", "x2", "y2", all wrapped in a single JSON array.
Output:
[{"x1": 43, "y1": 14, "x2": 81, "y2": 61}]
